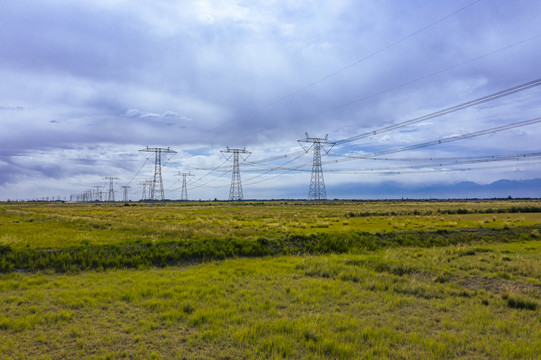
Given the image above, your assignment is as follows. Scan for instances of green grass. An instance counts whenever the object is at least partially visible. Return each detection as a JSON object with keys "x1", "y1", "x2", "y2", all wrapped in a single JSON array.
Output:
[
  {"x1": 1, "y1": 225, "x2": 540, "y2": 273},
  {"x1": 1, "y1": 200, "x2": 540, "y2": 249},
  {"x1": 0, "y1": 200, "x2": 540, "y2": 358},
  {"x1": 1, "y1": 240, "x2": 540, "y2": 359}
]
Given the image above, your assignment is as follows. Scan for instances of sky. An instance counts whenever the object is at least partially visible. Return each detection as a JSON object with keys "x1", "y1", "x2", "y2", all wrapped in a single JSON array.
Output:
[{"x1": 1, "y1": 0, "x2": 541, "y2": 201}]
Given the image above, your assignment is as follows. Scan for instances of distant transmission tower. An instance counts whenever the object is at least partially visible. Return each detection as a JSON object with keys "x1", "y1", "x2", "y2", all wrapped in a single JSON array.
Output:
[
  {"x1": 298, "y1": 133, "x2": 335, "y2": 202},
  {"x1": 104, "y1": 177, "x2": 120, "y2": 202},
  {"x1": 139, "y1": 181, "x2": 148, "y2": 201},
  {"x1": 145, "y1": 179, "x2": 153, "y2": 200},
  {"x1": 221, "y1": 147, "x2": 251, "y2": 201},
  {"x1": 175, "y1": 172, "x2": 195, "y2": 201},
  {"x1": 121, "y1": 185, "x2": 131, "y2": 202},
  {"x1": 139, "y1": 146, "x2": 177, "y2": 201},
  {"x1": 93, "y1": 185, "x2": 103, "y2": 202}
]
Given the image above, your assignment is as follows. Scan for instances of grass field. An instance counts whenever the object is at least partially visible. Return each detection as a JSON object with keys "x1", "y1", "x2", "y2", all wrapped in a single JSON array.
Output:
[
  {"x1": 0, "y1": 200, "x2": 540, "y2": 359},
  {"x1": 1, "y1": 200, "x2": 540, "y2": 249}
]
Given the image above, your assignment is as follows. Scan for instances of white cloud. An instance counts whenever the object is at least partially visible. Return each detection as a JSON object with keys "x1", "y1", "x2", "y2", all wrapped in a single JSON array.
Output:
[
  {"x1": 125, "y1": 108, "x2": 141, "y2": 117},
  {"x1": 162, "y1": 111, "x2": 178, "y2": 118}
]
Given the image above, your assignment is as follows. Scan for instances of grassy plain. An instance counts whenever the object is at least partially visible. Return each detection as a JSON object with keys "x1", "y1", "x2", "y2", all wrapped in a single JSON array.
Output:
[
  {"x1": 0, "y1": 200, "x2": 540, "y2": 359},
  {"x1": 1, "y1": 200, "x2": 540, "y2": 248}
]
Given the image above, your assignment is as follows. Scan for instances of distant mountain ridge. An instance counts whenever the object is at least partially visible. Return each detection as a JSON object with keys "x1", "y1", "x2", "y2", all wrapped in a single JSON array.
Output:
[{"x1": 329, "y1": 178, "x2": 541, "y2": 199}]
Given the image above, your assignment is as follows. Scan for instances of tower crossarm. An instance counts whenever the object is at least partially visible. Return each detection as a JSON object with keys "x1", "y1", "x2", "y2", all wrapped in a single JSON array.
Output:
[
  {"x1": 139, "y1": 146, "x2": 177, "y2": 155},
  {"x1": 298, "y1": 133, "x2": 336, "y2": 154}
]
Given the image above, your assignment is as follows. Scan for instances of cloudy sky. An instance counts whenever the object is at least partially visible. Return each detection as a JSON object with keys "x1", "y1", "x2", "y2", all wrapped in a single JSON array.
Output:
[{"x1": 1, "y1": 0, "x2": 541, "y2": 200}]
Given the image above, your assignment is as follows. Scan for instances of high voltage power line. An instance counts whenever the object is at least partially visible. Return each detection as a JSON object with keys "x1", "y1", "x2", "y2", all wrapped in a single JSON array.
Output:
[
  {"x1": 239, "y1": 116, "x2": 541, "y2": 173},
  {"x1": 334, "y1": 78, "x2": 541, "y2": 145},
  {"x1": 237, "y1": 77, "x2": 541, "y2": 167},
  {"x1": 326, "y1": 116, "x2": 541, "y2": 164},
  {"x1": 334, "y1": 160, "x2": 541, "y2": 176},
  {"x1": 172, "y1": 88, "x2": 541, "y2": 194},
  {"x1": 323, "y1": 153, "x2": 541, "y2": 174}
]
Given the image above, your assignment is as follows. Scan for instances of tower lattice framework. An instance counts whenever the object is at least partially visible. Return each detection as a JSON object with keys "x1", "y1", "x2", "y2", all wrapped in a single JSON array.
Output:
[
  {"x1": 298, "y1": 133, "x2": 335, "y2": 202},
  {"x1": 121, "y1": 185, "x2": 131, "y2": 202},
  {"x1": 175, "y1": 172, "x2": 195, "y2": 201},
  {"x1": 139, "y1": 181, "x2": 147, "y2": 201},
  {"x1": 221, "y1": 147, "x2": 251, "y2": 201},
  {"x1": 104, "y1": 177, "x2": 119, "y2": 202},
  {"x1": 93, "y1": 186, "x2": 103, "y2": 202},
  {"x1": 139, "y1": 147, "x2": 177, "y2": 201}
]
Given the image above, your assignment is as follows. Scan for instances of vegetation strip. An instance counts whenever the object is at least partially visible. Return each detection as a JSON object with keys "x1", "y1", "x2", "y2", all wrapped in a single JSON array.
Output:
[
  {"x1": 346, "y1": 205, "x2": 541, "y2": 217},
  {"x1": 1, "y1": 225, "x2": 539, "y2": 273}
]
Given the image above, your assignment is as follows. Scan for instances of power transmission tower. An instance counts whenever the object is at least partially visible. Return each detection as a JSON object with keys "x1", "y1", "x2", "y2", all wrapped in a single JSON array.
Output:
[
  {"x1": 121, "y1": 185, "x2": 131, "y2": 202},
  {"x1": 93, "y1": 186, "x2": 103, "y2": 202},
  {"x1": 84, "y1": 190, "x2": 92, "y2": 202},
  {"x1": 145, "y1": 179, "x2": 153, "y2": 200},
  {"x1": 298, "y1": 133, "x2": 335, "y2": 202},
  {"x1": 139, "y1": 146, "x2": 177, "y2": 201},
  {"x1": 175, "y1": 172, "x2": 195, "y2": 201},
  {"x1": 221, "y1": 147, "x2": 251, "y2": 201},
  {"x1": 104, "y1": 177, "x2": 120, "y2": 202},
  {"x1": 139, "y1": 181, "x2": 148, "y2": 201}
]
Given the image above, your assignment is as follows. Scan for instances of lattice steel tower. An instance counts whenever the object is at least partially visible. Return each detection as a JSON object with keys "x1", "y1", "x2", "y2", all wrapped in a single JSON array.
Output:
[
  {"x1": 93, "y1": 185, "x2": 103, "y2": 202},
  {"x1": 175, "y1": 172, "x2": 195, "y2": 201},
  {"x1": 139, "y1": 180, "x2": 150, "y2": 201},
  {"x1": 121, "y1": 185, "x2": 131, "y2": 202},
  {"x1": 139, "y1": 147, "x2": 177, "y2": 201},
  {"x1": 298, "y1": 133, "x2": 335, "y2": 201},
  {"x1": 145, "y1": 179, "x2": 153, "y2": 200},
  {"x1": 221, "y1": 147, "x2": 251, "y2": 201},
  {"x1": 104, "y1": 177, "x2": 120, "y2": 202}
]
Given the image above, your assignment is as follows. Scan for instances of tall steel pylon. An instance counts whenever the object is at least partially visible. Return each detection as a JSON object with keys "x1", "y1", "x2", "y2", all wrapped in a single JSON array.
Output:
[
  {"x1": 139, "y1": 146, "x2": 177, "y2": 201},
  {"x1": 221, "y1": 147, "x2": 251, "y2": 201},
  {"x1": 139, "y1": 181, "x2": 148, "y2": 201},
  {"x1": 121, "y1": 185, "x2": 131, "y2": 202},
  {"x1": 175, "y1": 172, "x2": 195, "y2": 201},
  {"x1": 298, "y1": 133, "x2": 335, "y2": 202},
  {"x1": 145, "y1": 179, "x2": 153, "y2": 200},
  {"x1": 104, "y1": 177, "x2": 120, "y2": 202},
  {"x1": 93, "y1": 186, "x2": 103, "y2": 202}
]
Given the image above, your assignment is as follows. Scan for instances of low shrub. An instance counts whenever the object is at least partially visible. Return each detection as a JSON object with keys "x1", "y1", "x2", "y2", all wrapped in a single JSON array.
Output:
[{"x1": 1, "y1": 225, "x2": 539, "y2": 273}]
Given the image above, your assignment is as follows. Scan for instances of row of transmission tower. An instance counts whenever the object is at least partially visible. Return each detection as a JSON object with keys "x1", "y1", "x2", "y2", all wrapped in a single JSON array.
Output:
[
  {"x1": 219, "y1": 133, "x2": 335, "y2": 202},
  {"x1": 138, "y1": 147, "x2": 196, "y2": 202},
  {"x1": 71, "y1": 133, "x2": 334, "y2": 203},
  {"x1": 71, "y1": 177, "x2": 120, "y2": 202}
]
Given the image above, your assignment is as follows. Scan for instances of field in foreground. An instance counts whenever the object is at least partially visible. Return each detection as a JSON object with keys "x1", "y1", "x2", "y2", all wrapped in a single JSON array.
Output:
[
  {"x1": 1, "y1": 241, "x2": 540, "y2": 359},
  {"x1": 0, "y1": 201, "x2": 540, "y2": 359}
]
